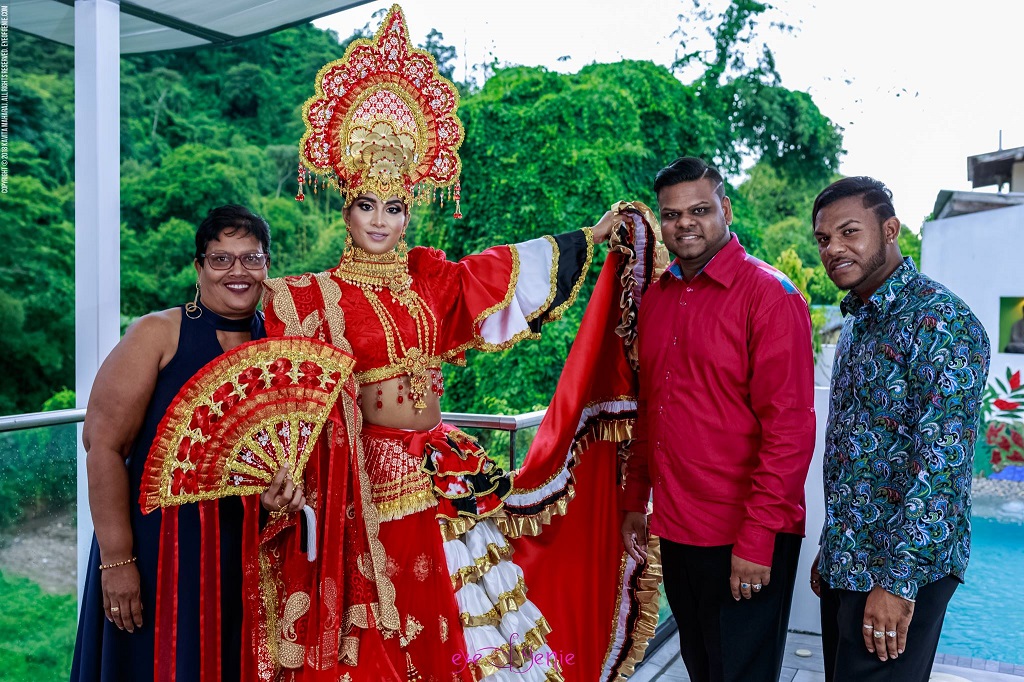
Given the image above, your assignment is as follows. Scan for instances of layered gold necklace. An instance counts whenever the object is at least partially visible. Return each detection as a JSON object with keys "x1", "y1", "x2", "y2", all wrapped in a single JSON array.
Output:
[
  {"x1": 335, "y1": 246, "x2": 416, "y2": 308},
  {"x1": 336, "y1": 245, "x2": 437, "y2": 409}
]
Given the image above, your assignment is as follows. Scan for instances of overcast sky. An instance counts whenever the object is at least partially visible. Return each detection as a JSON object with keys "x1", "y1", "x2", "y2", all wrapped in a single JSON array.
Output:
[{"x1": 316, "y1": 0, "x2": 1024, "y2": 230}]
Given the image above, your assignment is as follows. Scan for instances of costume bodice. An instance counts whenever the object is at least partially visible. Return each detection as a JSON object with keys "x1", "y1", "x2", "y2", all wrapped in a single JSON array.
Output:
[
  {"x1": 262, "y1": 245, "x2": 517, "y2": 403},
  {"x1": 334, "y1": 258, "x2": 445, "y2": 385}
]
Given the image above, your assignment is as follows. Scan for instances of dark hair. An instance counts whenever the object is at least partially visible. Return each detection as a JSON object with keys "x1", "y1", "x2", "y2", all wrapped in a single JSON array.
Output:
[
  {"x1": 811, "y1": 177, "x2": 896, "y2": 226},
  {"x1": 653, "y1": 157, "x2": 725, "y2": 198},
  {"x1": 194, "y1": 205, "x2": 271, "y2": 263}
]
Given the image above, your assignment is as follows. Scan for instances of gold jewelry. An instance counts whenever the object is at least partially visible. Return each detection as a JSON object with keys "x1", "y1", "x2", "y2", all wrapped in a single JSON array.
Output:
[
  {"x1": 396, "y1": 232, "x2": 409, "y2": 264},
  {"x1": 109, "y1": 606, "x2": 121, "y2": 613},
  {"x1": 185, "y1": 282, "x2": 202, "y2": 320},
  {"x1": 98, "y1": 556, "x2": 137, "y2": 571},
  {"x1": 344, "y1": 231, "x2": 353, "y2": 250},
  {"x1": 269, "y1": 509, "x2": 290, "y2": 520},
  {"x1": 336, "y1": 246, "x2": 415, "y2": 305}
]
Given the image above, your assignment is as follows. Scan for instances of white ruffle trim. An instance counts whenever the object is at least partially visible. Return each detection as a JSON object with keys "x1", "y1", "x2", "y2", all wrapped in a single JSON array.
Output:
[
  {"x1": 478, "y1": 238, "x2": 555, "y2": 346},
  {"x1": 442, "y1": 517, "x2": 557, "y2": 681},
  {"x1": 505, "y1": 399, "x2": 636, "y2": 509}
]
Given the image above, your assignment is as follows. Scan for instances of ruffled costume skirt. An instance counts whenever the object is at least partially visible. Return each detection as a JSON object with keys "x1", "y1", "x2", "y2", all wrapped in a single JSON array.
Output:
[{"x1": 357, "y1": 421, "x2": 564, "y2": 682}]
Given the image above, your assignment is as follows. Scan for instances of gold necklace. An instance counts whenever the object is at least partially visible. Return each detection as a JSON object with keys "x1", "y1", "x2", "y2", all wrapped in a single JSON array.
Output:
[
  {"x1": 337, "y1": 246, "x2": 437, "y2": 409},
  {"x1": 335, "y1": 246, "x2": 414, "y2": 303}
]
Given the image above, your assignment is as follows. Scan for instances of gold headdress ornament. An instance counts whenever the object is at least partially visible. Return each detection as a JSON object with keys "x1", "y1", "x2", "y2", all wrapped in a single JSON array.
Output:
[{"x1": 296, "y1": 4, "x2": 465, "y2": 217}]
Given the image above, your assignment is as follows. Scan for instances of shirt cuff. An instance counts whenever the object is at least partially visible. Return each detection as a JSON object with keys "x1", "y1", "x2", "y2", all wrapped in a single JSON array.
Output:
[
  {"x1": 733, "y1": 522, "x2": 777, "y2": 567},
  {"x1": 876, "y1": 573, "x2": 920, "y2": 601},
  {"x1": 621, "y1": 485, "x2": 652, "y2": 513}
]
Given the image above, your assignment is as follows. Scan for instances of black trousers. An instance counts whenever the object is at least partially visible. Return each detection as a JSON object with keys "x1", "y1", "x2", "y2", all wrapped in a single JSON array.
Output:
[
  {"x1": 820, "y1": 575, "x2": 958, "y2": 682},
  {"x1": 661, "y1": 533, "x2": 802, "y2": 682}
]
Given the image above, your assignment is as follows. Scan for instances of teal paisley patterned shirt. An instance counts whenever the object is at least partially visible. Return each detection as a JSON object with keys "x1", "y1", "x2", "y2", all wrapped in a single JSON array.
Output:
[{"x1": 819, "y1": 258, "x2": 990, "y2": 600}]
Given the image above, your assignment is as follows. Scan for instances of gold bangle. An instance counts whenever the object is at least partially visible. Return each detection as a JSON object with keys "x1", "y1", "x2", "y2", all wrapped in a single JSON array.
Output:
[
  {"x1": 98, "y1": 556, "x2": 137, "y2": 571},
  {"x1": 269, "y1": 509, "x2": 290, "y2": 520}
]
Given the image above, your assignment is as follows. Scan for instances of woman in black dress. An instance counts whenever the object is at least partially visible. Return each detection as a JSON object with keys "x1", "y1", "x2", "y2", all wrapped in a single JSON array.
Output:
[{"x1": 70, "y1": 205, "x2": 302, "y2": 681}]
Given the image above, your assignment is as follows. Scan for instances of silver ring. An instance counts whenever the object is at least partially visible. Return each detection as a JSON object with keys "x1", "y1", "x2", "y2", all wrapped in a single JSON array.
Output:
[
  {"x1": 752, "y1": 583, "x2": 763, "y2": 591},
  {"x1": 110, "y1": 606, "x2": 120, "y2": 613},
  {"x1": 863, "y1": 624, "x2": 873, "y2": 630},
  {"x1": 886, "y1": 631, "x2": 897, "y2": 638},
  {"x1": 740, "y1": 582, "x2": 751, "y2": 589},
  {"x1": 873, "y1": 631, "x2": 884, "y2": 639}
]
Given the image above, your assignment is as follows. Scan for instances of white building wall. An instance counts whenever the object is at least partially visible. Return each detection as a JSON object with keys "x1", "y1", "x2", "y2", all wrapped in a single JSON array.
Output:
[{"x1": 922, "y1": 202, "x2": 1024, "y2": 379}]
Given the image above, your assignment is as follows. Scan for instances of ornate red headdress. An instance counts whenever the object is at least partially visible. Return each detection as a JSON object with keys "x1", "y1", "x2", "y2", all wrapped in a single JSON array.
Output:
[{"x1": 297, "y1": 4, "x2": 465, "y2": 216}]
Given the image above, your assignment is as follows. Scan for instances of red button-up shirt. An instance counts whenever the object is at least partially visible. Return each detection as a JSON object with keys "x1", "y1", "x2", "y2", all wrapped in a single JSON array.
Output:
[{"x1": 623, "y1": 235, "x2": 816, "y2": 567}]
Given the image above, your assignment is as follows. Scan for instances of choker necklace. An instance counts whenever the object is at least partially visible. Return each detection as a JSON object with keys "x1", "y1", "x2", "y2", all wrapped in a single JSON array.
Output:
[
  {"x1": 336, "y1": 246, "x2": 417, "y2": 308},
  {"x1": 195, "y1": 299, "x2": 256, "y2": 332}
]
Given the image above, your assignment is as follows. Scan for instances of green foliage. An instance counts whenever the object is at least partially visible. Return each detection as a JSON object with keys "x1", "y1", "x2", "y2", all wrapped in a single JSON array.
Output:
[
  {"x1": 0, "y1": 571, "x2": 77, "y2": 682},
  {"x1": 899, "y1": 225, "x2": 922, "y2": 267},
  {"x1": 0, "y1": 425, "x2": 77, "y2": 531},
  {"x1": 3, "y1": 3, "x2": 843, "y2": 421},
  {"x1": 773, "y1": 248, "x2": 826, "y2": 352},
  {"x1": 42, "y1": 389, "x2": 77, "y2": 412}
]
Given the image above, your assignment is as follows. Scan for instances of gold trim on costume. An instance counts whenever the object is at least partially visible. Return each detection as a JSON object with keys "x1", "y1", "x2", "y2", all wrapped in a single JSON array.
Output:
[
  {"x1": 498, "y1": 415, "x2": 634, "y2": 538},
  {"x1": 312, "y1": 272, "x2": 352, "y2": 353},
  {"x1": 526, "y1": 235, "x2": 560, "y2": 323},
  {"x1": 476, "y1": 243, "x2": 521, "y2": 323},
  {"x1": 346, "y1": 395, "x2": 402, "y2": 634},
  {"x1": 449, "y1": 541, "x2": 515, "y2": 590},
  {"x1": 545, "y1": 226, "x2": 594, "y2": 323},
  {"x1": 601, "y1": 537, "x2": 664, "y2": 680}
]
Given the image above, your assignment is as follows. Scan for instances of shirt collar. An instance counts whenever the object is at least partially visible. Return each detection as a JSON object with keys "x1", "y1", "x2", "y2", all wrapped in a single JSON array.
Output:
[
  {"x1": 840, "y1": 257, "x2": 918, "y2": 317},
  {"x1": 664, "y1": 233, "x2": 745, "y2": 287}
]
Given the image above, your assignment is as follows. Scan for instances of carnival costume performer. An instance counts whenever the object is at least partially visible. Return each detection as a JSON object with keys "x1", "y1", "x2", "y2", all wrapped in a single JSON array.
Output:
[
  {"x1": 71, "y1": 206, "x2": 278, "y2": 681},
  {"x1": 141, "y1": 6, "x2": 666, "y2": 681}
]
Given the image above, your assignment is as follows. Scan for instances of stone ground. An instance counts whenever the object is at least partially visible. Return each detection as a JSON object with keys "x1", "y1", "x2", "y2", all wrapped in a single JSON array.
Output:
[
  {"x1": 631, "y1": 631, "x2": 1024, "y2": 682},
  {"x1": 0, "y1": 508, "x2": 77, "y2": 594}
]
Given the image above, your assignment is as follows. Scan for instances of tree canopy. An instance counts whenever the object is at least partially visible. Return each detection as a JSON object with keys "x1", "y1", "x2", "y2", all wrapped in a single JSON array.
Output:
[{"x1": 1, "y1": 1, "x2": 845, "y2": 415}]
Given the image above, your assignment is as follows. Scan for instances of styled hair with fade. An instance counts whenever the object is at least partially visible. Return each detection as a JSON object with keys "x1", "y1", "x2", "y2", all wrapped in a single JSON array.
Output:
[
  {"x1": 653, "y1": 157, "x2": 725, "y2": 198},
  {"x1": 812, "y1": 176, "x2": 896, "y2": 227}
]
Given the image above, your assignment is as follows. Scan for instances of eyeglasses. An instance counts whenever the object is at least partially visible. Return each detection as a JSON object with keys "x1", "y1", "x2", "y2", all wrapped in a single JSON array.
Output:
[{"x1": 201, "y1": 252, "x2": 269, "y2": 271}]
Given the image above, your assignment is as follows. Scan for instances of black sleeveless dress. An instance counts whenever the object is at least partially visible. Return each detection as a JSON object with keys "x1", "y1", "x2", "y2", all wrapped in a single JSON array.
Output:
[{"x1": 71, "y1": 303, "x2": 264, "y2": 682}]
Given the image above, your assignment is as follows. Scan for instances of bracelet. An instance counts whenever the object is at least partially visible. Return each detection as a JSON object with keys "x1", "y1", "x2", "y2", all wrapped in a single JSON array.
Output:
[
  {"x1": 98, "y1": 556, "x2": 137, "y2": 571},
  {"x1": 268, "y1": 509, "x2": 290, "y2": 520}
]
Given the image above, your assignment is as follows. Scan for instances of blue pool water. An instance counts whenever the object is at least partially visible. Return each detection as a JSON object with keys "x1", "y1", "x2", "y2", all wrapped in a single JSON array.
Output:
[{"x1": 938, "y1": 499, "x2": 1024, "y2": 664}]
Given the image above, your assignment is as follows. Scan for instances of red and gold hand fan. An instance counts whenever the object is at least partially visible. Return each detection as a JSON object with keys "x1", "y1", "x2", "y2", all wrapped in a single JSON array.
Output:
[{"x1": 139, "y1": 337, "x2": 355, "y2": 514}]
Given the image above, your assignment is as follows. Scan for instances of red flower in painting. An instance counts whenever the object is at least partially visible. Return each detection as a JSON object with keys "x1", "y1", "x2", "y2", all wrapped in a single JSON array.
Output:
[
  {"x1": 1011, "y1": 371, "x2": 1021, "y2": 391},
  {"x1": 1013, "y1": 430, "x2": 1024, "y2": 449},
  {"x1": 1008, "y1": 450, "x2": 1024, "y2": 463},
  {"x1": 994, "y1": 399, "x2": 1021, "y2": 411}
]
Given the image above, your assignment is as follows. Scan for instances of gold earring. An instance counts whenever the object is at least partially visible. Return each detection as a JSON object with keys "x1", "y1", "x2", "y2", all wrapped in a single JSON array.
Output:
[
  {"x1": 396, "y1": 232, "x2": 409, "y2": 264},
  {"x1": 344, "y1": 232, "x2": 353, "y2": 252},
  {"x1": 185, "y1": 281, "x2": 202, "y2": 319}
]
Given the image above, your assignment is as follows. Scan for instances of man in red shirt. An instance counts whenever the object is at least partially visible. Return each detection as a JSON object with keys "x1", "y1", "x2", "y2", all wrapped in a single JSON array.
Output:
[{"x1": 621, "y1": 157, "x2": 816, "y2": 682}]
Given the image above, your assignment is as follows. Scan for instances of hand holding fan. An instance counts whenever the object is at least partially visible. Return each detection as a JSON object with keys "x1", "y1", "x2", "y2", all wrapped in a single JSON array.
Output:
[{"x1": 140, "y1": 337, "x2": 355, "y2": 516}]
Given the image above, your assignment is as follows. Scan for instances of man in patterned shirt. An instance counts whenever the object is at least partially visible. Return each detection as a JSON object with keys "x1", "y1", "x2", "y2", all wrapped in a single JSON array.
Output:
[{"x1": 810, "y1": 176, "x2": 991, "y2": 682}]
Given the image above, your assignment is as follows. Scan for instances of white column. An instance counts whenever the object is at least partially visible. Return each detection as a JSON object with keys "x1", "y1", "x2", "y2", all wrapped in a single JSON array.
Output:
[{"x1": 75, "y1": 0, "x2": 121, "y2": 602}]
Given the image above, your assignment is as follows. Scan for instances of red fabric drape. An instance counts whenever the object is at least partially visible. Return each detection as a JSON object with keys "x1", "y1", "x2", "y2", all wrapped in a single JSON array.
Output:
[{"x1": 511, "y1": 204, "x2": 664, "y2": 680}]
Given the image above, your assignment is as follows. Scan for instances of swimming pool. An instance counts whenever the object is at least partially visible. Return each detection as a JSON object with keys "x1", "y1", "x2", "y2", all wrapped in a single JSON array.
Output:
[{"x1": 938, "y1": 495, "x2": 1024, "y2": 664}]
